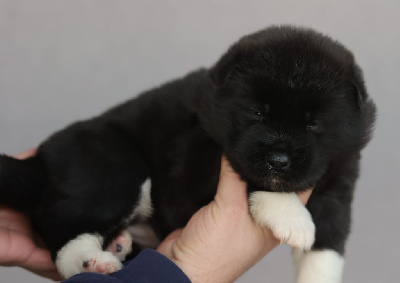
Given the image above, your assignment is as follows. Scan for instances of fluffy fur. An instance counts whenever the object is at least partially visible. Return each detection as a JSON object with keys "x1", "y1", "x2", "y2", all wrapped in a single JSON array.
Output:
[
  {"x1": 0, "y1": 26, "x2": 376, "y2": 280},
  {"x1": 292, "y1": 249, "x2": 344, "y2": 283},
  {"x1": 249, "y1": 191, "x2": 315, "y2": 250}
]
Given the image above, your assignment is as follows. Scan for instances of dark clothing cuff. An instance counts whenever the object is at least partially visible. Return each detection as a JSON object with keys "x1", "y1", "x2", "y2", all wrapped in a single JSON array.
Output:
[{"x1": 64, "y1": 249, "x2": 191, "y2": 283}]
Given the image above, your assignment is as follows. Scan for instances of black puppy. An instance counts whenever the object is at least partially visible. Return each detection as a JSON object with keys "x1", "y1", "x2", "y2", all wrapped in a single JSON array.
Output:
[{"x1": 0, "y1": 26, "x2": 376, "y2": 282}]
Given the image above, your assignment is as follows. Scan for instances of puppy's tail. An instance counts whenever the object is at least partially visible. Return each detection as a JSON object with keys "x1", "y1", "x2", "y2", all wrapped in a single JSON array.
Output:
[{"x1": 0, "y1": 154, "x2": 45, "y2": 211}]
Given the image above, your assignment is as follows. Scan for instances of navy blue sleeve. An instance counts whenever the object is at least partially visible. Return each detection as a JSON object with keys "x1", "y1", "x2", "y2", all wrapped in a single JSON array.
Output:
[{"x1": 63, "y1": 249, "x2": 191, "y2": 283}]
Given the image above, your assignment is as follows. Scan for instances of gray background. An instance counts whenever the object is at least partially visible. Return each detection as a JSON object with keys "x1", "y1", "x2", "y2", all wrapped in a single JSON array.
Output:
[{"x1": 0, "y1": 0, "x2": 398, "y2": 282}]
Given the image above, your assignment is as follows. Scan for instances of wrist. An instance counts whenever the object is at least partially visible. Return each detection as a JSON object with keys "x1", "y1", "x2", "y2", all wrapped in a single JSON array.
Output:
[
  {"x1": 170, "y1": 253, "x2": 242, "y2": 283},
  {"x1": 172, "y1": 259, "x2": 208, "y2": 283}
]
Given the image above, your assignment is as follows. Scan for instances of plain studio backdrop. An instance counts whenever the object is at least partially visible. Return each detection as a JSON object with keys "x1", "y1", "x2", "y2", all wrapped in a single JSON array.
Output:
[{"x1": 0, "y1": 1, "x2": 398, "y2": 282}]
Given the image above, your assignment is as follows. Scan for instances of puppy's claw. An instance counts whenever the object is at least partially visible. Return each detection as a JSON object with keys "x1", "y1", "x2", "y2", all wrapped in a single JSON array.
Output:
[{"x1": 82, "y1": 260, "x2": 89, "y2": 268}]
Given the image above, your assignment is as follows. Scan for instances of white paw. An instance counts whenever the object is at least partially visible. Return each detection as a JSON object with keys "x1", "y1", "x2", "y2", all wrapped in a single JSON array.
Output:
[
  {"x1": 82, "y1": 251, "x2": 122, "y2": 274},
  {"x1": 56, "y1": 233, "x2": 123, "y2": 279},
  {"x1": 249, "y1": 191, "x2": 315, "y2": 250},
  {"x1": 105, "y1": 230, "x2": 133, "y2": 261}
]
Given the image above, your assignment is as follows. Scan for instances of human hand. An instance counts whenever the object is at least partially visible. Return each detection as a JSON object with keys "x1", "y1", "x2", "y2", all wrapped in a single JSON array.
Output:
[
  {"x1": 157, "y1": 156, "x2": 312, "y2": 283},
  {"x1": 0, "y1": 149, "x2": 62, "y2": 281}
]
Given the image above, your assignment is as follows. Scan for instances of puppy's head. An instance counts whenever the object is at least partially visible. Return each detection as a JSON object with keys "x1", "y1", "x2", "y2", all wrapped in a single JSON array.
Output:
[{"x1": 201, "y1": 26, "x2": 376, "y2": 192}]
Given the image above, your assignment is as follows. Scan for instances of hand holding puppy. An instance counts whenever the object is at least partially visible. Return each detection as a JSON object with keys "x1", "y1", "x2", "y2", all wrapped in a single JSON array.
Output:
[
  {"x1": 0, "y1": 149, "x2": 62, "y2": 281},
  {"x1": 157, "y1": 156, "x2": 312, "y2": 283},
  {"x1": 0, "y1": 150, "x2": 310, "y2": 282}
]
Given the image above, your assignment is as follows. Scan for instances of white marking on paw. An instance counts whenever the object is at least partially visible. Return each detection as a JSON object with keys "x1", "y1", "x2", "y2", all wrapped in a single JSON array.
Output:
[
  {"x1": 56, "y1": 233, "x2": 122, "y2": 279},
  {"x1": 292, "y1": 249, "x2": 344, "y2": 283},
  {"x1": 249, "y1": 191, "x2": 315, "y2": 250},
  {"x1": 105, "y1": 230, "x2": 133, "y2": 261}
]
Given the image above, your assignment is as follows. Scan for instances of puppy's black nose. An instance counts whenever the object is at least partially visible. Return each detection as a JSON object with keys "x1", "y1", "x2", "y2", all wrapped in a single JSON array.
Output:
[{"x1": 266, "y1": 152, "x2": 291, "y2": 171}]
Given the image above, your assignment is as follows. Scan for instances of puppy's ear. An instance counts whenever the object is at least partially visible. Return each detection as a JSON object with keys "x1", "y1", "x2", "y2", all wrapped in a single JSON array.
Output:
[{"x1": 209, "y1": 44, "x2": 244, "y2": 86}]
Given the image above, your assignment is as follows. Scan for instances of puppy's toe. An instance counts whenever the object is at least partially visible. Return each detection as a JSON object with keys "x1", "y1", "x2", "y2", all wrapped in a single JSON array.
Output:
[
  {"x1": 105, "y1": 230, "x2": 133, "y2": 261},
  {"x1": 271, "y1": 213, "x2": 315, "y2": 250},
  {"x1": 249, "y1": 191, "x2": 315, "y2": 251},
  {"x1": 83, "y1": 251, "x2": 122, "y2": 274}
]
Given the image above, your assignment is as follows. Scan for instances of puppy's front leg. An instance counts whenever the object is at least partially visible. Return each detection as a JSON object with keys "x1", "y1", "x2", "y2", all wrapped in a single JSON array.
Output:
[
  {"x1": 292, "y1": 249, "x2": 344, "y2": 283},
  {"x1": 249, "y1": 191, "x2": 315, "y2": 251}
]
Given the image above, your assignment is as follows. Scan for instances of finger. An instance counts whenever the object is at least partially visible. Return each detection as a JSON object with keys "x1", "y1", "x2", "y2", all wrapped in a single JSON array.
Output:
[
  {"x1": 157, "y1": 229, "x2": 183, "y2": 257},
  {"x1": 260, "y1": 227, "x2": 280, "y2": 251},
  {"x1": 22, "y1": 247, "x2": 55, "y2": 271},
  {"x1": 22, "y1": 249, "x2": 62, "y2": 280},
  {"x1": 26, "y1": 268, "x2": 62, "y2": 281},
  {"x1": 297, "y1": 188, "x2": 313, "y2": 205},
  {"x1": 14, "y1": 148, "x2": 37, "y2": 160},
  {"x1": 215, "y1": 156, "x2": 248, "y2": 208}
]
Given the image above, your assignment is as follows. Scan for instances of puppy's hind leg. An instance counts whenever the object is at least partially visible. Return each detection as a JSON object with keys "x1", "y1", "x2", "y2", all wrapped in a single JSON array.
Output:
[{"x1": 56, "y1": 233, "x2": 122, "y2": 279}]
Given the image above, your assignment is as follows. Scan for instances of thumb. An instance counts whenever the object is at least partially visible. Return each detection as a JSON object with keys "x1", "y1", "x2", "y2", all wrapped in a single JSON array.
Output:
[
  {"x1": 157, "y1": 229, "x2": 183, "y2": 257},
  {"x1": 14, "y1": 148, "x2": 37, "y2": 160},
  {"x1": 215, "y1": 156, "x2": 248, "y2": 208},
  {"x1": 297, "y1": 188, "x2": 313, "y2": 205}
]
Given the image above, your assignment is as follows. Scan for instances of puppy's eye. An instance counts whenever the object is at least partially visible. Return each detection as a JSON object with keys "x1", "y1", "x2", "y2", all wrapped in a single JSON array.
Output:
[
  {"x1": 305, "y1": 112, "x2": 322, "y2": 133},
  {"x1": 254, "y1": 111, "x2": 264, "y2": 121},
  {"x1": 250, "y1": 106, "x2": 267, "y2": 121},
  {"x1": 306, "y1": 121, "x2": 323, "y2": 133}
]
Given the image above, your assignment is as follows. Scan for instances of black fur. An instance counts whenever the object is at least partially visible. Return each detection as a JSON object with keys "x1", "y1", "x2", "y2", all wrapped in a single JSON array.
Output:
[{"x1": 0, "y1": 26, "x2": 376, "y2": 263}]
